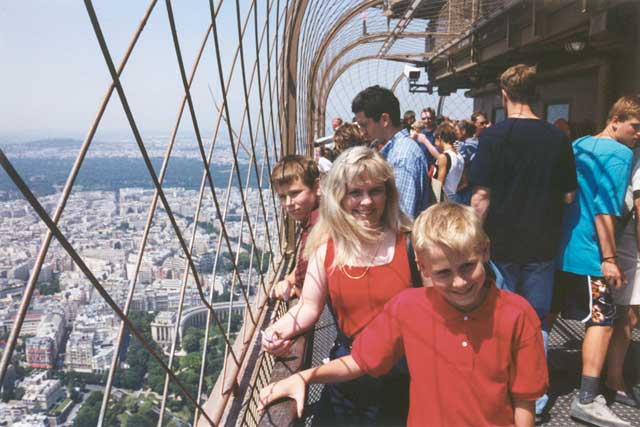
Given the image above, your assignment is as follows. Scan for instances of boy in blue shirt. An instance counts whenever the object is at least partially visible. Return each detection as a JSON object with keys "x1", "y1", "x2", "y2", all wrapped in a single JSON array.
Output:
[{"x1": 553, "y1": 95, "x2": 640, "y2": 427}]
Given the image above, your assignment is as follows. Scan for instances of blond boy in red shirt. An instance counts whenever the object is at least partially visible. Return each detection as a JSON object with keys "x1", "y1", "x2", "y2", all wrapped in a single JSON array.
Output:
[{"x1": 259, "y1": 203, "x2": 547, "y2": 426}]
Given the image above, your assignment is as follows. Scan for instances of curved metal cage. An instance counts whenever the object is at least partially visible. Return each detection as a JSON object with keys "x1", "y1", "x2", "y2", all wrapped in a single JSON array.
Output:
[{"x1": 0, "y1": 1, "x2": 498, "y2": 426}]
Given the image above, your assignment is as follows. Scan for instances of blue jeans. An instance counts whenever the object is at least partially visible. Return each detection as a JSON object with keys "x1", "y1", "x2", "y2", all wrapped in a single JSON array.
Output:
[
  {"x1": 315, "y1": 338, "x2": 409, "y2": 425},
  {"x1": 453, "y1": 186, "x2": 472, "y2": 205},
  {"x1": 493, "y1": 260, "x2": 555, "y2": 415}
]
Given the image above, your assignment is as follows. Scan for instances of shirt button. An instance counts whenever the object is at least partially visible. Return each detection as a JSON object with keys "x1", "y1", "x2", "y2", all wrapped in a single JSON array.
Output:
[
  {"x1": 463, "y1": 316, "x2": 469, "y2": 321},
  {"x1": 461, "y1": 341, "x2": 468, "y2": 348}
]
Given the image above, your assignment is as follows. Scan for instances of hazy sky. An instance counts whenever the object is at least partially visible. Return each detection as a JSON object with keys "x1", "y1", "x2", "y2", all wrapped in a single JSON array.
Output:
[
  {"x1": 0, "y1": 2, "x2": 253, "y2": 141},
  {"x1": 0, "y1": 2, "x2": 471, "y2": 144}
]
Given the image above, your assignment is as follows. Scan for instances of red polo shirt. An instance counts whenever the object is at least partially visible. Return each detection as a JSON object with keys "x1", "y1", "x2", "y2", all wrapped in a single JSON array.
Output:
[{"x1": 351, "y1": 283, "x2": 547, "y2": 427}]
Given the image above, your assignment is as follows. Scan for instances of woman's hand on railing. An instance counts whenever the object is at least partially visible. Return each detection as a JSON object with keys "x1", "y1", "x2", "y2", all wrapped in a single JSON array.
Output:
[
  {"x1": 261, "y1": 328, "x2": 294, "y2": 357},
  {"x1": 270, "y1": 278, "x2": 296, "y2": 302},
  {"x1": 258, "y1": 374, "x2": 307, "y2": 418}
]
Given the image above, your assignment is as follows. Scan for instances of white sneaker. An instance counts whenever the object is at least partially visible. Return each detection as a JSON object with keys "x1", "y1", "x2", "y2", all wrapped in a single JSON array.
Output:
[{"x1": 570, "y1": 395, "x2": 630, "y2": 427}]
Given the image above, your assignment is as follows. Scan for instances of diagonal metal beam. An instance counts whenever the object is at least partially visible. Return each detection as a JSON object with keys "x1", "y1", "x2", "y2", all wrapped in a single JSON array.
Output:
[
  {"x1": 0, "y1": 0, "x2": 159, "y2": 391},
  {"x1": 0, "y1": 148, "x2": 217, "y2": 427},
  {"x1": 305, "y1": 0, "x2": 382, "y2": 145},
  {"x1": 377, "y1": 0, "x2": 426, "y2": 56}
]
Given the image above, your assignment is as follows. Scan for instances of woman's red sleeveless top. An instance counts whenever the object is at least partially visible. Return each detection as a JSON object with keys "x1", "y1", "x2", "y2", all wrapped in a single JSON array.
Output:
[{"x1": 324, "y1": 233, "x2": 412, "y2": 338}]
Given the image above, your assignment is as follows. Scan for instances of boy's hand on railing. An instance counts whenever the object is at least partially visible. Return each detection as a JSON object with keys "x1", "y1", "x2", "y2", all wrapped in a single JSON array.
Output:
[
  {"x1": 258, "y1": 374, "x2": 307, "y2": 418},
  {"x1": 270, "y1": 278, "x2": 295, "y2": 302},
  {"x1": 261, "y1": 328, "x2": 294, "y2": 357}
]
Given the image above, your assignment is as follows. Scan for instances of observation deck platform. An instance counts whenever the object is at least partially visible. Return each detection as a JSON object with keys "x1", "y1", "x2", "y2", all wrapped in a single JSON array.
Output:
[
  {"x1": 2, "y1": 1, "x2": 640, "y2": 426},
  {"x1": 256, "y1": 307, "x2": 640, "y2": 427}
]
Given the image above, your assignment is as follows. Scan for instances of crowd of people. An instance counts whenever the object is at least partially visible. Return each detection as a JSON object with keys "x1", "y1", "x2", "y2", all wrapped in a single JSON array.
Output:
[{"x1": 258, "y1": 63, "x2": 640, "y2": 427}]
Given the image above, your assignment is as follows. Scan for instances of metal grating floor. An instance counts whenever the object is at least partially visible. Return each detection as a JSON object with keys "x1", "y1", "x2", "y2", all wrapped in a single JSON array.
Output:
[
  {"x1": 542, "y1": 319, "x2": 640, "y2": 426},
  {"x1": 304, "y1": 306, "x2": 337, "y2": 426},
  {"x1": 303, "y1": 308, "x2": 640, "y2": 426}
]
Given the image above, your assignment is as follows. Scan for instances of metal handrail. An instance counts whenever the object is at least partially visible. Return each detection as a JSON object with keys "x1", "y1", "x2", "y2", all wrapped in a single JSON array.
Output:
[{"x1": 0, "y1": 2, "x2": 485, "y2": 426}]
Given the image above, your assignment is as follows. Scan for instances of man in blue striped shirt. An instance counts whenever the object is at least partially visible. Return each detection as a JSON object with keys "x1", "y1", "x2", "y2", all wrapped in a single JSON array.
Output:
[{"x1": 352, "y1": 85, "x2": 431, "y2": 218}]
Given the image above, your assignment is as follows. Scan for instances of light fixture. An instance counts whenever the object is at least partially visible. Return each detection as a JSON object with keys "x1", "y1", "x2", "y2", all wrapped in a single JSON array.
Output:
[{"x1": 564, "y1": 40, "x2": 586, "y2": 54}]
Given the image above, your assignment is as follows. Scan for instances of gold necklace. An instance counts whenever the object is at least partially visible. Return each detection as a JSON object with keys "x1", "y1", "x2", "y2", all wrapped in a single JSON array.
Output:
[
  {"x1": 339, "y1": 236, "x2": 385, "y2": 280},
  {"x1": 340, "y1": 265, "x2": 371, "y2": 280}
]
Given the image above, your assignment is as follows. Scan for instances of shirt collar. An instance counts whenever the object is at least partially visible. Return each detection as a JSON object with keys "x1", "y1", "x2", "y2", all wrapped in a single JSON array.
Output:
[
  {"x1": 429, "y1": 276, "x2": 498, "y2": 322},
  {"x1": 380, "y1": 129, "x2": 407, "y2": 157},
  {"x1": 302, "y1": 208, "x2": 320, "y2": 231}
]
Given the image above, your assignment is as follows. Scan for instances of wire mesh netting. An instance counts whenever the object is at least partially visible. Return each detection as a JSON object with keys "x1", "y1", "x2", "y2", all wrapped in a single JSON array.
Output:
[
  {"x1": 0, "y1": 1, "x2": 290, "y2": 426},
  {"x1": 295, "y1": 0, "x2": 507, "y2": 148},
  {"x1": 0, "y1": 1, "x2": 503, "y2": 426}
]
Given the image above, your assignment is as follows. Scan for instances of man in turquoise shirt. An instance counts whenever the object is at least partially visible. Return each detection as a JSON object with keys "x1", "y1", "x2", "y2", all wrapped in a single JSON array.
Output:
[{"x1": 553, "y1": 95, "x2": 640, "y2": 427}]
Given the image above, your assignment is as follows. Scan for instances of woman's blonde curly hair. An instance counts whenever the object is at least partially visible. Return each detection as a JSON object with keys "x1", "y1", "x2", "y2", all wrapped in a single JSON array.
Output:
[{"x1": 305, "y1": 146, "x2": 411, "y2": 268}]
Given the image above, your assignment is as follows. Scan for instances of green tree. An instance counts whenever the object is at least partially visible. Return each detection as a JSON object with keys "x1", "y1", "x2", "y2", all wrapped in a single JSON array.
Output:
[
  {"x1": 114, "y1": 311, "x2": 158, "y2": 390},
  {"x1": 237, "y1": 252, "x2": 251, "y2": 269},
  {"x1": 181, "y1": 328, "x2": 203, "y2": 353},
  {"x1": 167, "y1": 398, "x2": 184, "y2": 412},
  {"x1": 147, "y1": 362, "x2": 166, "y2": 394},
  {"x1": 38, "y1": 273, "x2": 60, "y2": 295},
  {"x1": 180, "y1": 352, "x2": 202, "y2": 372},
  {"x1": 197, "y1": 221, "x2": 216, "y2": 234},
  {"x1": 74, "y1": 405, "x2": 99, "y2": 427},
  {"x1": 105, "y1": 401, "x2": 123, "y2": 427},
  {"x1": 181, "y1": 370, "x2": 199, "y2": 394},
  {"x1": 125, "y1": 407, "x2": 158, "y2": 427},
  {"x1": 73, "y1": 391, "x2": 103, "y2": 427},
  {"x1": 59, "y1": 371, "x2": 105, "y2": 388}
]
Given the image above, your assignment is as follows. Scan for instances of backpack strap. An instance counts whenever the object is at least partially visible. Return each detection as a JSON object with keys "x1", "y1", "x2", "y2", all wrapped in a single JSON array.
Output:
[
  {"x1": 444, "y1": 151, "x2": 452, "y2": 175},
  {"x1": 325, "y1": 291, "x2": 352, "y2": 346},
  {"x1": 405, "y1": 232, "x2": 422, "y2": 287},
  {"x1": 325, "y1": 234, "x2": 422, "y2": 346}
]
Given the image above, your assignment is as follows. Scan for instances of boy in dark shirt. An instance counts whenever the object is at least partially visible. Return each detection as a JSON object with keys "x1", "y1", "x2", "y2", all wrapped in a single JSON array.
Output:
[
  {"x1": 258, "y1": 203, "x2": 547, "y2": 427},
  {"x1": 269, "y1": 155, "x2": 320, "y2": 300}
]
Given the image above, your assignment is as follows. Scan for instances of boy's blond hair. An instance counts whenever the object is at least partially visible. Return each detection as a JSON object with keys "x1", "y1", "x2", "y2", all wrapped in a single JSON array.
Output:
[
  {"x1": 607, "y1": 95, "x2": 640, "y2": 123},
  {"x1": 270, "y1": 155, "x2": 320, "y2": 189},
  {"x1": 411, "y1": 119, "x2": 426, "y2": 130},
  {"x1": 412, "y1": 202, "x2": 489, "y2": 257},
  {"x1": 499, "y1": 64, "x2": 537, "y2": 104}
]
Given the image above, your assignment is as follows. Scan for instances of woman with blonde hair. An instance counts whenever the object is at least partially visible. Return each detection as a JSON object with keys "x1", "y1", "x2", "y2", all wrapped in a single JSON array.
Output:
[{"x1": 261, "y1": 146, "x2": 417, "y2": 425}]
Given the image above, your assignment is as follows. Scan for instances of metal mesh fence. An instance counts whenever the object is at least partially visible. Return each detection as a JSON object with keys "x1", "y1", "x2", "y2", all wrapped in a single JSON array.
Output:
[
  {"x1": 0, "y1": 1, "x2": 502, "y2": 426},
  {"x1": 297, "y1": 0, "x2": 508, "y2": 145},
  {"x1": 0, "y1": 1, "x2": 288, "y2": 426},
  {"x1": 439, "y1": 89, "x2": 474, "y2": 121}
]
